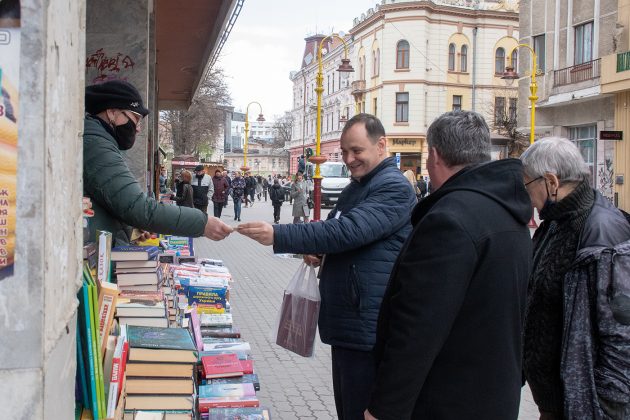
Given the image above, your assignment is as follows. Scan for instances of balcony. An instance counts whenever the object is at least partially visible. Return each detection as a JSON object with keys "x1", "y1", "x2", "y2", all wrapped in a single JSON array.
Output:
[
  {"x1": 553, "y1": 59, "x2": 600, "y2": 87},
  {"x1": 601, "y1": 52, "x2": 630, "y2": 94},
  {"x1": 351, "y1": 79, "x2": 366, "y2": 94}
]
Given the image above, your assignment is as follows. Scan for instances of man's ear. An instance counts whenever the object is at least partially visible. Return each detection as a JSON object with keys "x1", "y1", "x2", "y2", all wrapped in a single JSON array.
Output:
[{"x1": 377, "y1": 136, "x2": 387, "y2": 155}]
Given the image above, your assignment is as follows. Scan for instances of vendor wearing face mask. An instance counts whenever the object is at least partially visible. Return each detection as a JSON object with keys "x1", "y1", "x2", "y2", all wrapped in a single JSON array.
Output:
[{"x1": 83, "y1": 80, "x2": 233, "y2": 245}]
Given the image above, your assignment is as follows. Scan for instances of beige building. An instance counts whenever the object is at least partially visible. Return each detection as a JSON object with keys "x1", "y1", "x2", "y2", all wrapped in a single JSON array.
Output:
[
  {"x1": 224, "y1": 141, "x2": 290, "y2": 176},
  {"x1": 519, "y1": 0, "x2": 620, "y2": 203},
  {"x1": 349, "y1": 0, "x2": 520, "y2": 176}
]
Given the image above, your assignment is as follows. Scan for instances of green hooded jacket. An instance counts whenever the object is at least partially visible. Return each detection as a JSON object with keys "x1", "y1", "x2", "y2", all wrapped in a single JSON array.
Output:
[{"x1": 83, "y1": 115, "x2": 207, "y2": 245}]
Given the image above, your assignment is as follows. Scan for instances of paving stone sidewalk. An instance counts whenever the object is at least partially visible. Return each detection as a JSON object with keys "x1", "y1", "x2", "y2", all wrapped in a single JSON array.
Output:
[{"x1": 194, "y1": 198, "x2": 538, "y2": 420}]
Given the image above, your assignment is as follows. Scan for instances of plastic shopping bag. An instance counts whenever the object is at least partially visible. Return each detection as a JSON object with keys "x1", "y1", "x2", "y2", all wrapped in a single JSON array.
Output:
[{"x1": 272, "y1": 262, "x2": 321, "y2": 357}]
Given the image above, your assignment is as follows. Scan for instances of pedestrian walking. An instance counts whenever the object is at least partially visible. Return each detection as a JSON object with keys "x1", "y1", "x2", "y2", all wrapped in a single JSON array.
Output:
[
  {"x1": 256, "y1": 176, "x2": 263, "y2": 201},
  {"x1": 261, "y1": 176, "x2": 269, "y2": 202},
  {"x1": 238, "y1": 114, "x2": 416, "y2": 420},
  {"x1": 417, "y1": 176, "x2": 428, "y2": 198},
  {"x1": 211, "y1": 170, "x2": 229, "y2": 218},
  {"x1": 170, "y1": 170, "x2": 194, "y2": 208},
  {"x1": 269, "y1": 179, "x2": 284, "y2": 223},
  {"x1": 82, "y1": 80, "x2": 231, "y2": 243},
  {"x1": 223, "y1": 170, "x2": 231, "y2": 208},
  {"x1": 365, "y1": 110, "x2": 532, "y2": 420},
  {"x1": 403, "y1": 169, "x2": 421, "y2": 199},
  {"x1": 231, "y1": 171, "x2": 246, "y2": 222},
  {"x1": 520, "y1": 137, "x2": 630, "y2": 419},
  {"x1": 191, "y1": 164, "x2": 214, "y2": 214},
  {"x1": 291, "y1": 172, "x2": 310, "y2": 224}
]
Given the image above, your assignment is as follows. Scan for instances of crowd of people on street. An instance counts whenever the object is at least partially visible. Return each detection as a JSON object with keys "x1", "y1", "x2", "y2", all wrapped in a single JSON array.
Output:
[{"x1": 83, "y1": 80, "x2": 630, "y2": 420}]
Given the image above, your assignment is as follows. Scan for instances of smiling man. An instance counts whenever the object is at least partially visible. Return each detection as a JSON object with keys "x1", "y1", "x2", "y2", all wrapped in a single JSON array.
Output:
[{"x1": 238, "y1": 113, "x2": 417, "y2": 420}]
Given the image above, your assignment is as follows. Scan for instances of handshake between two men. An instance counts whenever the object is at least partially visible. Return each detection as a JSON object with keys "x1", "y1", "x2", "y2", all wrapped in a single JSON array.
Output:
[{"x1": 203, "y1": 218, "x2": 322, "y2": 267}]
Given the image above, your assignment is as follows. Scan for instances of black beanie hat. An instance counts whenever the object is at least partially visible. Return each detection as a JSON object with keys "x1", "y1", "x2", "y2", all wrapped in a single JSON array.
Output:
[{"x1": 85, "y1": 80, "x2": 150, "y2": 117}]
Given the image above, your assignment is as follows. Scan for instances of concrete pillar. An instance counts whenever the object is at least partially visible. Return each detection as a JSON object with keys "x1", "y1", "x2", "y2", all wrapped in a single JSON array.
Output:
[
  {"x1": 0, "y1": 1, "x2": 85, "y2": 420},
  {"x1": 86, "y1": 0, "x2": 152, "y2": 190}
]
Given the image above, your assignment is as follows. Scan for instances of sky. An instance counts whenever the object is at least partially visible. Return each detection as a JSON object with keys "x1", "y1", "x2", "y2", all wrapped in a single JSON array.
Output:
[{"x1": 217, "y1": 0, "x2": 375, "y2": 120}]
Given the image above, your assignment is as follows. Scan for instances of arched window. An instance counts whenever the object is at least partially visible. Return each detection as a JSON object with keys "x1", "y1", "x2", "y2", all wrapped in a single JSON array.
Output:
[
  {"x1": 495, "y1": 47, "x2": 506, "y2": 74},
  {"x1": 448, "y1": 43, "x2": 456, "y2": 71},
  {"x1": 373, "y1": 49, "x2": 380, "y2": 76},
  {"x1": 359, "y1": 56, "x2": 366, "y2": 80},
  {"x1": 461, "y1": 45, "x2": 468, "y2": 72},
  {"x1": 397, "y1": 40, "x2": 410, "y2": 69},
  {"x1": 511, "y1": 50, "x2": 518, "y2": 72}
]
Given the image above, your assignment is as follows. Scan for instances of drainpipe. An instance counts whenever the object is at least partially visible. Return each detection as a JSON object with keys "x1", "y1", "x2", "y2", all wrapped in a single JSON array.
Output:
[{"x1": 472, "y1": 27, "x2": 478, "y2": 111}]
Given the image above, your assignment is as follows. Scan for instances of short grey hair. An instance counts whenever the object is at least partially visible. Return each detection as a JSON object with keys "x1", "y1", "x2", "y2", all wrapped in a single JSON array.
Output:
[
  {"x1": 427, "y1": 110, "x2": 491, "y2": 167},
  {"x1": 519, "y1": 137, "x2": 590, "y2": 183}
]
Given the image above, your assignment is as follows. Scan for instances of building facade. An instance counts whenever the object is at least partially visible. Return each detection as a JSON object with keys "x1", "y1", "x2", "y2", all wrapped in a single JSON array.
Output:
[
  {"x1": 286, "y1": 34, "x2": 356, "y2": 175},
  {"x1": 350, "y1": 0, "x2": 520, "y2": 177},
  {"x1": 224, "y1": 141, "x2": 290, "y2": 176},
  {"x1": 519, "y1": 0, "x2": 618, "y2": 203}
]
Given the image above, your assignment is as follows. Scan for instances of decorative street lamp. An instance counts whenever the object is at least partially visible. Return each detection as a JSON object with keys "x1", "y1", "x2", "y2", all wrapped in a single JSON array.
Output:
[
  {"x1": 501, "y1": 44, "x2": 540, "y2": 145},
  {"x1": 242, "y1": 102, "x2": 265, "y2": 172},
  {"x1": 312, "y1": 34, "x2": 354, "y2": 221}
]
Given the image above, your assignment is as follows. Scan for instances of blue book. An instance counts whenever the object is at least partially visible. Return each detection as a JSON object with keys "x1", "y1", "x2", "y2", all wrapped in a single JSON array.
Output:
[
  {"x1": 186, "y1": 285, "x2": 228, "y2": 314},
  {"x1": 205, "y1": 408, "x2": 271, "y2": 419},
  {"x1": 210, "y1": 374, "x2": 260, "y2": 391},
  {"x1": 127, "y1": 325, "x2": 196, "y2": 351},
  {"x1": 111, "y1": 245, "x2": 159, "y2": 261},
  {"x1": 199, "y1": 383, "x2": 256, "y2": 398}
]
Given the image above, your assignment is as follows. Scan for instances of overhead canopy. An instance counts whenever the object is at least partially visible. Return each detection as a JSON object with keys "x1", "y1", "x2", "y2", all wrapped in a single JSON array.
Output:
[{"x1": 156, "y1": 0, "x2": 238, "y2": 110}]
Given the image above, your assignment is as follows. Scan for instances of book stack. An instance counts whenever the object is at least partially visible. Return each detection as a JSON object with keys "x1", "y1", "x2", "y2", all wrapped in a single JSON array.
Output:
[
  {"x1": 123, "y1": 326, "x2": 198, "y2": 418},
  {"x1": 112, "y1": 246, "x2": 163, "y2": 294},
  {"x1": 116, "y1": 290, "x2": 169, "y2": 328}
]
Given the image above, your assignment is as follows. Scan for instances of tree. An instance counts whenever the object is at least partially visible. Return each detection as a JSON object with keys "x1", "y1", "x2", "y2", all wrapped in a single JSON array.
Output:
[
  {"x1": 160, "y1": 67, "x2": 231, "y2": 157},
  {"x1": 483, "y1": 90, "x2": 529, "y2": 158},
  {"x1": 272, "y1": 112, "x2": 294, "y2": 149}
]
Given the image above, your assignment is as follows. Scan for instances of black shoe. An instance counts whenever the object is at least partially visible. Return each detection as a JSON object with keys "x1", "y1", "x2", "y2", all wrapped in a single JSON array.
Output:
[
  {"x1": 238, "y1": 218, "x2": 241, "y2": 221},
  {"x1": 234, "y1": 217, "x2": 237, "y2": 220}
]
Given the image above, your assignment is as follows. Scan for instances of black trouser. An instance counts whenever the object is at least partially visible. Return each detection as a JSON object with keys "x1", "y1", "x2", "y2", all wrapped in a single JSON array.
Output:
[
  {"x1": 272, "y1": 203, "x2": 282, "y2": 222},
  {"x1": 331, "y1": 346, "x2": 376, "y2": 420},
  {"x1": 194, "y1": 204, "x2": 208, "y2": 214},
  {"x1": 213, "y1": 202, "x2": 223, "y2": 217}
]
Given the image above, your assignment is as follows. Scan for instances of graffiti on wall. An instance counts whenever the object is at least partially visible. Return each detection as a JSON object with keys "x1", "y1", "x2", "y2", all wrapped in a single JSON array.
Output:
[{"x1": 86, "y1": 48, "x2": 135, "y2": 84}]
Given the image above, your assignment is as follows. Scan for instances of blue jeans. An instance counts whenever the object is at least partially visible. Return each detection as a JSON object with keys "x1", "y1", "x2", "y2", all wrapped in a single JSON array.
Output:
[{"x1": 233, "y1": 197, "x2": 242, "y2": 219}]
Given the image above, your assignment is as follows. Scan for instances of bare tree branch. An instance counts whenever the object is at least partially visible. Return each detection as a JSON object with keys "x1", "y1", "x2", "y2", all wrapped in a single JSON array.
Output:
[{"x1": 272, "y1": 112, "x2": 293, "y2": 149}]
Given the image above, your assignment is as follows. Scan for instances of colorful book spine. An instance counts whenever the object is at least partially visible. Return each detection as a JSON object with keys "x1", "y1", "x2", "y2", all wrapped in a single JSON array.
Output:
[
  {"x1": 97, "y1": 282, "x2": 118, "y2": 356},
  {"x1": 106, "y1": 335, "x2": 125, "y2": 417},
  {"x1": 97, "y1": 230, "x2": 112, "y2": 283},
  {"x1": 79, "y1": 280, "x2": 99, "y2": 418},
  {"x1": 87, "y1": 272, "x2": 107, "y2": 416}
]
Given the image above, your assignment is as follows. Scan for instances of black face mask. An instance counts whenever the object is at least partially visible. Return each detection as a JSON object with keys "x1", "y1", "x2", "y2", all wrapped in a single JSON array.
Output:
[
  {"x1": 113, "y1": 119, "x2": 137, "y2": 150},
  {"x1": 538, "y1": 179, "x2": 557, "y2": 220}
]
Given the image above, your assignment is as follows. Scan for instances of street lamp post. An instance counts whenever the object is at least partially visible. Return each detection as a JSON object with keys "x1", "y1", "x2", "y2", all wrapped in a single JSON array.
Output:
[
  {"x1": 242, "y1": 102, "x2": 265, "y2": 172},
  {"x1": 311, "y1": 34, "x2": 354, "y2": 221},
  {"x1": 501, "y1": 44, "x2": 539, "y2": 144}
]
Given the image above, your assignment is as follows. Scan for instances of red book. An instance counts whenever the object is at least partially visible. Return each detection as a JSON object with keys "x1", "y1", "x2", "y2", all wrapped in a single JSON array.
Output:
[
  {"x1": 201, "y1": 354, "x2": 244, "y2": 379},
  {"x1": 240, "y1": 359, "x2": 254, "y2": 375},
  {"x1": 198, "y1": 396, "x2": 260, "y2": 412}
]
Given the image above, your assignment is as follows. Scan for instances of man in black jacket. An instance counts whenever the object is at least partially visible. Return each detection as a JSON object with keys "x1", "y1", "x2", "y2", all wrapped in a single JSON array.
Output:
[
  {"x1": 365, "y1": 111, "x2": 532, "y2": 420},
  {"x1": 238, "y1": 114, "x2": 416, "y2": 420},
  {"x1": 191, "y1": 164, "x2": 214, "y2": 214}
]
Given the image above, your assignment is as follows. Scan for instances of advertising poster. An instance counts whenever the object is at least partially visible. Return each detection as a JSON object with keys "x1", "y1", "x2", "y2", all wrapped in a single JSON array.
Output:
[{"x1": 0, "y1": 0, "x2": 20, "y2": 280}]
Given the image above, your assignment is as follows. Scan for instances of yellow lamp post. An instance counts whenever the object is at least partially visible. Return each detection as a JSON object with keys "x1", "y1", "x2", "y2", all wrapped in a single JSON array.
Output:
[
  {"x1": 241, "y1": 102, "x2": 265, "y2": 172},
  {"x1": 501, "y1": 44, "x2": 539, "y2": 144},
  {"x1": 311, "y1": 34, "x2": 354, "y2": 221}
]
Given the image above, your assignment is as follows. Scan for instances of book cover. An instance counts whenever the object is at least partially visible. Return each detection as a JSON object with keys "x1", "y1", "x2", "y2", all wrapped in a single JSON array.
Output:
[
  {"x1": 186, "y1": 285, "x2": 227, "y2": 314},
  {"x1": 205, "y1": 407, "x2": 270, "y2": 420},
  {"x1": 87, "y1": 271, "x2": 107, "y2": 416},
  {"x1": 75, "y1": 314, "x2": 90, "y2": 409},
  {"x1": 127, "y1": 326, "x2": 196, "y2": 351},
  {"x1": 124, "y1": 395, "x2": 194, "y2": 411},
  {"x1": 240, "y1": 360, "x2": 254, "y2": 375},
  {"x1": 198, "y1": 396, "x2": 260, "y2": 412},
  {"x1": 198, "y1": 383, "x2": 255, "y2": 398},
  {"x1": 188, "y1": 305, "x2": 204, "y2": 352},
  {"x1": 98, "y1": 282, "x2": 118, "y2": 355},
  {"x1": 125, "y1": 362, "x2": 194, "y2": 378},
  {"x1": 118, "y1": 317, "x2": 169, "y2": 328},
  {"x1": 275, "y1": 292, "x2": 320, "y2": 357},
  {"x1": 203, "y1": 341, "x2": 251, "y2": 353},
  {"x1": 201, "y1": 354, "x2": 243, "y2": 379},
  {"x1": 106, "y1": 336, "x2": 124, "y2": 418},
  {"x1": 116, "y1": 271, "x2": 163, "y2": 287},
  {"x1": 111, "y1": 246, "x2": 160, "y2": 261},
  {"x1": 125, "y1": 378, "x2": 194, "y2": 395},
  {"x1": 116, "y1": 259, "x2": 159, "y2": 269},
  {"x1": 202, "y1": 337, "x2": 242, "y2": 344},
  {"x1": 210, "y1": 374, "x2": 260, "y2": 391},
  {"x1": 97, "y1": 230, "x2": 113, "y2": 283},
  {"x1": 200, "y1": 327, "x2": 241, "y2": 339},
  {"x1": 116, "y1": 300, "x2": 166, "y2": 318},
  {"x1": 199, "y1": 313, "x2": 232, "y2": 327},
  {"x1": 102, "y1": 335, "x2": 117, "y2": 396},
  {"x1": 78, "y1": 279, "x2": 100, "y2": 418}
]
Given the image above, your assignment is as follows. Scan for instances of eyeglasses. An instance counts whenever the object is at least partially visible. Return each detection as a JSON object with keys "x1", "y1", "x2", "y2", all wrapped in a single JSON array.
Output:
[
  {"x1": 121, "y1": 110, "x2": 142, "y2": 128},
  {"x1": 524, "y1": 176, "x2": 543, "y2": 187}
]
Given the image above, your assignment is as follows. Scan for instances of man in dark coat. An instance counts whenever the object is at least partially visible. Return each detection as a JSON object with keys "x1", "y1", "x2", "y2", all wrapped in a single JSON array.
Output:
[
  {"x1": 83, "y1": 80, "x2": 232, "y2": 245},
  {"x1": 238, "y1": 114, "x2": 417, "y2": 420},
  {"x1": 365, "y1": 110, "x2": 533, "y2": 420},
  {"x1": 191, "y1": 164, "x2": 214, "y2": 214}
]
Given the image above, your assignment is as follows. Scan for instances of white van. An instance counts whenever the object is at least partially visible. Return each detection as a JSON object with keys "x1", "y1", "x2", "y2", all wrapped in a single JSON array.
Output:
[{"x1": 306, "y1": 161, "x2": 351, "y2": 207}]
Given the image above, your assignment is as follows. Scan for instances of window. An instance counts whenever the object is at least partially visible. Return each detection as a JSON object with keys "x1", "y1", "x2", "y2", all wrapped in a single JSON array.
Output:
[
  {"x1": 452, "y1": 95, "x2": 462, "y2": 111},
  {"x1": 509, "y1": 98, "x2": 517, "y2": 120},
  {"x1": 511, "y1": 50, "x2": 518, "y2": 72},
  {"x1": 533, "y1": 34, "x2": 545, "y2": 72},
  {"x1": 396, "y1": 92, "x2": 409, "y2": 122},
  {"x1": 327, "y1": 75, "x2": 330, "y2": 95},
  {"x1": 397, "y1": 40, "x2": 410, "y2": 69},
  {"x1": 373, "y1": 49, "x2": 380, "y2": 76},
  {"x1": 360, "y1": 56, "x2": 366, "y2": 80},
  {"x1": 495, "y1": 47, "x2": 506, "y2": 74},
  {"x1": 568, "y1": 125, "x2": 596, "y2": 183},
  {"x1": 494, "y1": 97, "x2": 506, "y2": 123},
  {"x1": 448, "y1": 43, "x2": 456, "y2": 71},
  {"x1": 461, "y1": 45, "x2": 468, "y2": 72},
  {"x1": 575, "y1": 22, "x2": 593, "y2": 64},
  {"x1": 373, "y1": 98, "x2": 378, "y2": 115}
]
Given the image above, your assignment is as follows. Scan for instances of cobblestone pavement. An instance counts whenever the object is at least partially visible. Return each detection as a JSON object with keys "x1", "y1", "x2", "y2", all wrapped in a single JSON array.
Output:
[{"x1": 194, "y1": 196, "x2": 538, "y2": 420}]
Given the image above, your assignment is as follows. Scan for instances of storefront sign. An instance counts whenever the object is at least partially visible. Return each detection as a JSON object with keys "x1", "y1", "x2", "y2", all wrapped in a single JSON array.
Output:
[
  {"x1": 600, "y1": 131, "x2": 623, "y2": 141},
  {"x1": 392, "y1": 139, "x2": 418, "y2": 146},
  {"x1": 0, "y1": 1, "x2": 20, "y2": 281}
]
